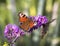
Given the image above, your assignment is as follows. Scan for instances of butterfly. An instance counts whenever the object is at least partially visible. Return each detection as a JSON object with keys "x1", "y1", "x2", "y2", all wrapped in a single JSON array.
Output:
[{"x1": 18, "y1": 12, "x2": 37, "y2": 32}]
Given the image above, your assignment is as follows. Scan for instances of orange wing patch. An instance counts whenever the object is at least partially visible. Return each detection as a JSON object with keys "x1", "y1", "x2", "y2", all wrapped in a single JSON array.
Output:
[{"x1": 18, "y1": 12, "x2": 35, "y2": 31}]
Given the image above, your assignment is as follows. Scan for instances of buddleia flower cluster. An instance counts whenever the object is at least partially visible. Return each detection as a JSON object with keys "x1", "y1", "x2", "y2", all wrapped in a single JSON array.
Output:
[{"x1": 4, "y1": 15, "x2": 48, "y2": 46}]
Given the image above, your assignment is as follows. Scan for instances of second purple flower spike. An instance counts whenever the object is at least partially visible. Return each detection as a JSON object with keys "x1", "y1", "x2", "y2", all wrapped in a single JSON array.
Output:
[{"x1": 4, "y1": 24, "x2": 25, "y2": 43}]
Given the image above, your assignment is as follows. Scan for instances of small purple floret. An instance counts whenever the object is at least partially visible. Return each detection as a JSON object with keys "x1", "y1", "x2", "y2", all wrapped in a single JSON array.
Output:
[{"x1": 37, "y1": 16, "x2": 48, "y2": 24}]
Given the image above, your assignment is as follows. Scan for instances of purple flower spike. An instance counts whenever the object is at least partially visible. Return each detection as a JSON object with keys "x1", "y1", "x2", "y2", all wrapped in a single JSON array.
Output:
[
  {"x1": 29, "y1": 15, "x2": 48, "y2": 32},
  {"x1": 4, "y1": 24, "x2": 25, "y2": 43},
  {"x1": 30, "y1": 15, "x2": 48, "y2": 25}
]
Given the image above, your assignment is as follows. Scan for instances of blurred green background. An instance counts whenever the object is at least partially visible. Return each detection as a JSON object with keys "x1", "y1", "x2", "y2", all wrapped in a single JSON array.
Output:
[{"x1": 0, "y1": 0, "x2": 60, "y2": 46}]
